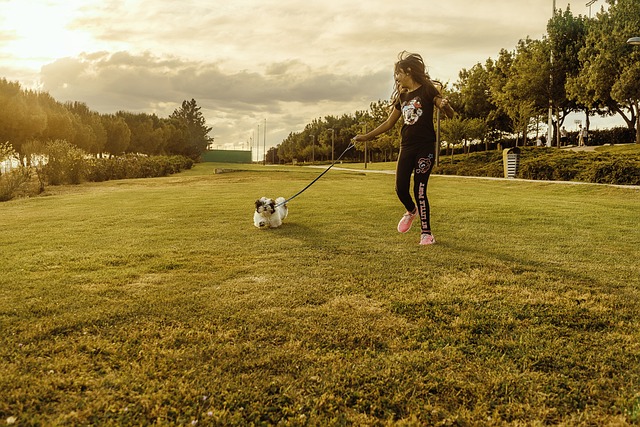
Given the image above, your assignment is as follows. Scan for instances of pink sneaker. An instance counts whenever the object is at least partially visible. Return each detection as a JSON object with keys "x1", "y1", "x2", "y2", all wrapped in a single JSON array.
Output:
[
  {"x1": 397, "y1": 210, "x2": 417, "y2": 233},
  {"x1": 419, "y1": 233, "x2": 436, "y2": 245}
]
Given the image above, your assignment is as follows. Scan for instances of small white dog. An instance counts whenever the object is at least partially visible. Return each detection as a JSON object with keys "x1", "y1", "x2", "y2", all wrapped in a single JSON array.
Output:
[{"x1": 253, "y1": 197, "x2": 288, "y2": 228}]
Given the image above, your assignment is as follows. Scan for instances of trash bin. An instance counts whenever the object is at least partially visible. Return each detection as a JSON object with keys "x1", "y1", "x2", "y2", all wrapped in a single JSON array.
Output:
[{"x1": 502, "y1": 147, "x2": 521, "y2": 178}]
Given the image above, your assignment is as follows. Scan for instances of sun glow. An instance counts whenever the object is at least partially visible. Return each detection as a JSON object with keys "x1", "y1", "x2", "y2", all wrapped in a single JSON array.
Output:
[{"x1": 0, "y1": 1, "x2": 100, "y2": 71}]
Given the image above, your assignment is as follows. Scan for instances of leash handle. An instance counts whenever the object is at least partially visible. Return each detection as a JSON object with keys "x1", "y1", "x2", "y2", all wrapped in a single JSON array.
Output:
[{"x1": 275, "y1": 142, "x2": 356, "y2": 207}]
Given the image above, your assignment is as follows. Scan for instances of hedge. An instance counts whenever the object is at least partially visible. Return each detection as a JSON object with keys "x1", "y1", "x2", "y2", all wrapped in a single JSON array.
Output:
[{"x1": 434, "y1": 145, "x2": 640, "y2": 186}]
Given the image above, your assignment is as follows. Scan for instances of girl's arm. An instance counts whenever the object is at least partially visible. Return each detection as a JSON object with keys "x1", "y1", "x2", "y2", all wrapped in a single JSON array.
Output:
[
  {"x1": 435, "y1": 96, "x2": 455, "y2": 119},
  {"x1": 352, "y1": 108, "x2": 402, "y2": 142}
]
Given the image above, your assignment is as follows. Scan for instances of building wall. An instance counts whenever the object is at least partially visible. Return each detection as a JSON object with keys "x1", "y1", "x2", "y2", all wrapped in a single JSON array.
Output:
[{"x1": 201, "y1": 150, "x2": 251, "y2": 163}]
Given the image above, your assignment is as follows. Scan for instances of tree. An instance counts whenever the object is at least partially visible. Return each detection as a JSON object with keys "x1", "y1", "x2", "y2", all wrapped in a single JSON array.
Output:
[
  {"x1": 547, "y1": 7, "x2": 588, "y2": 143},
  {"x1": 567, "y1": 0, "x2": 640, "y2": 143},
  {"x1": 102, "y1": 114, "x2": 131, "y2": 156},
  {"x1": 441, "y1": 117, "x2": 467, "y2": 162},
  {"x1": 456, "y1": 64, "x2": 495, "y2": 121},
  {"x1": 117, "y1": 112, "x2": 161, "y2": 155},
  {"x1": 37, "y1": 92, "x2": 76, "y2": 143},
  {"x1": 366, "y1": 100, "x2": 400, "y2": 161},
  {"x1": 507, "y1": 39, "x2": 550, "y2": 142},
  {"x1": 169, "y1": 99, "x2": 213, "y2": 160},
  {"x1": 486, "y1": 50, "x2": 516, "y2": 137},
  {"x1": 66, "y1": 102, "x2": 107, "y2": 155},
  {"x1": 466, "y1": 118, "x2": 490, "y2": 153},
  {"x1": 0, "y1": 81, "x2": 47, "y2": 162}
]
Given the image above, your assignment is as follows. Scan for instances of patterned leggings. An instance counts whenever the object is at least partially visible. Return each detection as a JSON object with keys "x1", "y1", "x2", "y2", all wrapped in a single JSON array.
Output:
[{"x1": 395, "y1": 143, "x2": 435, "y2": 234}]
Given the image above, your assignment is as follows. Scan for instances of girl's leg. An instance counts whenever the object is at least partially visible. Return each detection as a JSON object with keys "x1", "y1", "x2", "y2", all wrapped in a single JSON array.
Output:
[
  {"x1": 395, "y1": 148, "x2": 417, "y2": 213},
  {"x1": 413, "y1": 151, "x2": 434, "y2": 234}
]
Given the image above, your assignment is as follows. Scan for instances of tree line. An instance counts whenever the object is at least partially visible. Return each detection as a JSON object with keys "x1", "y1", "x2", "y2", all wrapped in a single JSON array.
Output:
[
  {"x1": 2, "y1": 1, "x2": 637, "y2": 168},
  {"x1": 268, "y1": 0, "x2": 639, "y2": 164},
  {"x1": 0, "y1": 78, "x2": 212, "y2": 163}
]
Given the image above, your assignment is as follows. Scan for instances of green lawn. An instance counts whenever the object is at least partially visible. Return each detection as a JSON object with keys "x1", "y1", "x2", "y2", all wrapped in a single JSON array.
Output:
[{"x1": 1, "y1": 163, "x2": 639, "y2": 425}]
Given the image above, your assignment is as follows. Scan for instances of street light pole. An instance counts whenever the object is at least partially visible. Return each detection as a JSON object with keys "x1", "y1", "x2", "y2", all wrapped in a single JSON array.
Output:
[
  {"x1": 329, "y1": 128, "x2": 335, "y2": 163},
  {"x1": 436, "y1": 108, "x2": 441, "y2": 167},
  {"x1": 628, "y1": 37, "x2": 640, "y2": 144},
  {"x1": 548, "y1": 0, "x2": 555, "y2": 148},
  {"x1": 359, "y1": 122, "x2": 368, "y2": 169},
  {"x1": 586, "y1": 0, "x2": 599, "y2": 18},
  {"x1": 310, "y1": 134, "x2": 315, "y2": 163}
]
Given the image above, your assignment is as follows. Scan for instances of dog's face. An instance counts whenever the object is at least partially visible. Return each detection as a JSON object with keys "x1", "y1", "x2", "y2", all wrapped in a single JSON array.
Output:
[{"x1": 255, "y1": 197, "x2": 275, "y2": 216}]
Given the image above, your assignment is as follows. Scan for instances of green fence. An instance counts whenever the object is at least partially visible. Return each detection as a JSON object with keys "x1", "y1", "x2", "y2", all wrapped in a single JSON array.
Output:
[{"x1": 201, "y1": 150, "x2": 252, "y2": 163}]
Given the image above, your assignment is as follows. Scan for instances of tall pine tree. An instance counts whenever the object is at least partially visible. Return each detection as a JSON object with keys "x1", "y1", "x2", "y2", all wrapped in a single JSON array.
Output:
[{"x1": 169, "y1": 99, "x2": 213, "y2": 159}]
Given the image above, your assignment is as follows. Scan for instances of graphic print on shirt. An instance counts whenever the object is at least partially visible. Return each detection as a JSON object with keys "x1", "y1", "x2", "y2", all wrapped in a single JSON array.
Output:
[
  {"x1": 401, "y1": 97, "x2": 422, "y2": 125},
  {"x1": 415, "y1": 154, "x2": 433, "y2": 175}
]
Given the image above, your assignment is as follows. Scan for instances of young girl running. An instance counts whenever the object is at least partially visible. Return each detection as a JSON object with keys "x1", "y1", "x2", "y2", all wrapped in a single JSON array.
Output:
[{"x1": 353, "y1": 51, "x2": 453, "y2": 245}]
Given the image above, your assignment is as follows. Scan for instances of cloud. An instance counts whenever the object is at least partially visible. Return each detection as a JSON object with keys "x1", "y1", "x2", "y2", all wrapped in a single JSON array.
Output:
[
  {"x1": 7, "y1": 0, "x2": 599, "y2": 149},
  {"x1": 39, "y1": 50, "x2": 392, "y2": 147}
]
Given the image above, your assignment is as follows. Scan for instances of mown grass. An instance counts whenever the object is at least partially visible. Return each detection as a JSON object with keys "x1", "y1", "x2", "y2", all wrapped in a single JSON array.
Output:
[{"x1": 1, "y1": 163, "x2": 639, "y2": 425}]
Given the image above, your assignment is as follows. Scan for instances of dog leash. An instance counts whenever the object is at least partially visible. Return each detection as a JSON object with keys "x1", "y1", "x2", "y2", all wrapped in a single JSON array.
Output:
[{"x1": 275, "y1": 142, "x2": 356, "y2": 208}]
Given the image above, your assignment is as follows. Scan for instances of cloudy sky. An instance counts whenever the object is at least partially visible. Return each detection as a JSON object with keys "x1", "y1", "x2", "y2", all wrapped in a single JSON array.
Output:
[{"x1": 1, "y1": 0, "x2": 608, "y2": 155}]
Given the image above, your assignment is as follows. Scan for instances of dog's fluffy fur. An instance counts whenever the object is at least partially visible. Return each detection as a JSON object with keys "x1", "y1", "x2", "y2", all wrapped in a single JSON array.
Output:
[{"x1": 254, "y1": 197, "x2": 288, "y2": 228}]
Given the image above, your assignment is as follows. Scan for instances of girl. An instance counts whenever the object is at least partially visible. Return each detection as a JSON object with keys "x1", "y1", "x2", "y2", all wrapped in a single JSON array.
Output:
[{"x1": 353, "y1": 51, "x2": 453, "y2": 245}]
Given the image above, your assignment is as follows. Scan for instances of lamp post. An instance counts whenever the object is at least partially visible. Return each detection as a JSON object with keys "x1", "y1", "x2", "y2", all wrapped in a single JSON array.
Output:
[
  {"x1": 359, "y1": 122, "x2": 368, "y2": 169},
  {"x1": 310, "y1": 134, "x2": 315, "y2": 163},
  {"x1": 628, "y1": 37, "x2": 640, "y2": 144},
  {"x1": 436, "y1": 108, "x2": 440, "y2": 167},
  {"x1": 548, "y1": 0, "x2": 556, "y2": 148},
  {"x1": 586, "y1": 0, "x2": 599, "y2": 18},
  {"x1": 328, "y1": 128, "x2": 335, "y2": 163}
]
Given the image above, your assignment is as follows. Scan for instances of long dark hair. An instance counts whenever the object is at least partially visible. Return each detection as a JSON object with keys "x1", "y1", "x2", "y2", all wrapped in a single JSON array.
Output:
[{"x1": 390, "y1": 51, "x2": 442, "y2": 108}]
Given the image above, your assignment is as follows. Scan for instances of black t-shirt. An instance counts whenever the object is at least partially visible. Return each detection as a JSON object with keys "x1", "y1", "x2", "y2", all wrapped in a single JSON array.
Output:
[{"x1": 395, "y1": 83, "x2": 441, "y2": 147}]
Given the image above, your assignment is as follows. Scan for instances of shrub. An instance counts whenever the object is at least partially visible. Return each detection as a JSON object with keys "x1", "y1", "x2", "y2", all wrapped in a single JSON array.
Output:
[
  {"x1": 518, "y1": 148, "x2": 640, "y2": 185},
  {"x1": 42, "y1": 140, "x2": 88, "y2": 185},
  {"x1": 85, "y1": 158, "x2": 112, "y2": 182},
  {"x1": 586, "y1": 127, "x2": 635, "y2": 146},
  {"x1": 434, "y1": 150, "x2": 504, "y2": 178},
  {"x1": 580, "y1": 158, "x2": 640, "y2": 185},
  {"x1": 83, "y1": 155, "x2": 195, "y2": 182},
  {"x1": 0, "y1": 167, "x2": 31, "y2": 201},
  {"x1": 518, "y1": 150, "x2": 583, "y2": 181},
  {"x1": 434, "y1": 146, "x2": 640, "y2": 186}
]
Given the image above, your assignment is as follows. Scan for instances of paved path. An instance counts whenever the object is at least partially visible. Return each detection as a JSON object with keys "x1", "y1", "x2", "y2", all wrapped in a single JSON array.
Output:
[{"x1": 561, "y1": 145, "x2": 599, "y2": 152}]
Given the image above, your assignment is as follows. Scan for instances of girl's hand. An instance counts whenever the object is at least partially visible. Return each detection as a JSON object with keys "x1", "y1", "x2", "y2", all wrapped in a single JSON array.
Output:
[
  {"x1": 352, "y1": 135, "x2": 368, "y2": 143},
  {"x1": 439, "y1": 98, "x2": 455, "y2": 119}
]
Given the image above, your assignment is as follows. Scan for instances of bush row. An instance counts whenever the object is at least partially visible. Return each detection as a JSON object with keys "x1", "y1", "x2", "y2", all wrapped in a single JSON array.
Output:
[
  {"x1": 518, "y1": 149, "x2": 640, "y2": 185},
  {"x1": 40, "y1": 140, "x2": 194, "y2": 185},
  {"x1": 434, "y1": 145, "x2": 640, "y2": 186},
  {"x1": 84, "y1": 155, "x2": 194, "y2": 183},
  {"x1": 1, "y1": 140, "x2": 195, "y2": 202}
]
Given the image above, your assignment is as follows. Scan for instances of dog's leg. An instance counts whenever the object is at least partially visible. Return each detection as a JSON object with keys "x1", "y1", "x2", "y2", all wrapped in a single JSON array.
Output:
[{"x1": 254, "y1": 212, "x2": 267, "y2": 228}]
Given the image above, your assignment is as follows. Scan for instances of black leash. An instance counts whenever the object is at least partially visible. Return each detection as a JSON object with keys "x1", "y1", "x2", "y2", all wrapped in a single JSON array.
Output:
[{"x1": 275, "y1": 142, "x2": 356, "y2": 207}]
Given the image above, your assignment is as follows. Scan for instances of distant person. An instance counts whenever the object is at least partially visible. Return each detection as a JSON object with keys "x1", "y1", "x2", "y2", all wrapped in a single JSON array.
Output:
[
  {"x1": 577, "y1": 125, "x2": 584, "y2": 146},
  {"x1": 353, "y1": 51, "x2": 454, "y2": 245},
  {"x1": 560, "y1": 126, "x2": 568, "y2": 145},
  {"x1": 582, "y1": 126, "x2": 589, "y2": 146},
  {"x1": 578, "y1": 124, "x2": 587, "y2": 146},
  {"x1": 537, "y1": 135, "x2": 546, "y2": 147}
]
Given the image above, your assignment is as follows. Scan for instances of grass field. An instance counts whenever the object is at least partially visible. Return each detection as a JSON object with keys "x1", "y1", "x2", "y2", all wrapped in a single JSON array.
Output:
[{"x1": 1, "y1": 162, "x2": 639, "y2": 425}]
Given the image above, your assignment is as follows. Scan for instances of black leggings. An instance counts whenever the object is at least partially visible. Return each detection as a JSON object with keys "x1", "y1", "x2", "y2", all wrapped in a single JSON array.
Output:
[{"x1": 395, "y1": 144, "x2": 435, "y2": 234}]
